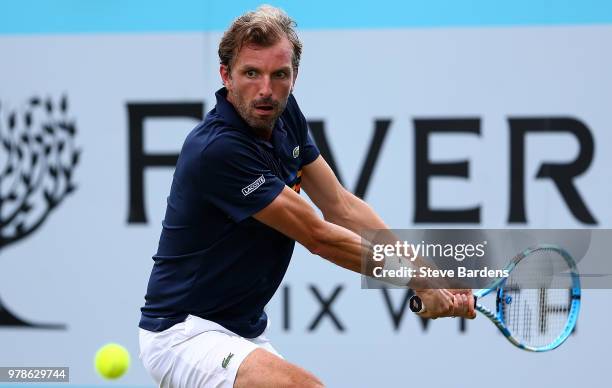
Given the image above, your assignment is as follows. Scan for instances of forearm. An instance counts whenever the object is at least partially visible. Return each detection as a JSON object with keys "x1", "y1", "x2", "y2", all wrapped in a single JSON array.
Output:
[
  {"x1": 313, "y1": 219, "x2": 474, "y2": 318},
  {"x1": 310, "y1": 219, "x2": 368, "y2": 273},
  {"x1": 313, "y1": 191, "x2": 401, "y2": 281},
  {"x1": 322, "y1": 192, "x2": 437, "y2": 288},
  {"x1": 324, "y1": 191, "x2": 387, "y2": 234},
  {"x1": 311, "y1": 216, "x2": 416, "y2": 285}
]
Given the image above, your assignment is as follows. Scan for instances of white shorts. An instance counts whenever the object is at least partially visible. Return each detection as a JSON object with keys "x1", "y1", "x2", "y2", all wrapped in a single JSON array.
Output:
[{"x1": 139, "y1": 315, "x2": 282, "y2": 388}]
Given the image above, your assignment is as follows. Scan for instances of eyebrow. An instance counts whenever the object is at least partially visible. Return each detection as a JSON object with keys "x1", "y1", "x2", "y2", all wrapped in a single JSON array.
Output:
[{"x1": 238, "y1": 64, "x2": 292, "y2": 73}]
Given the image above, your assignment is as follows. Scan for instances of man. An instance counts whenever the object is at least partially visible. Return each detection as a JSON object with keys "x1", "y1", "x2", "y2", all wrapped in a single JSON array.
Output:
[{"x1": 139, "y1": 5, "x2": 475, "y2": 388}]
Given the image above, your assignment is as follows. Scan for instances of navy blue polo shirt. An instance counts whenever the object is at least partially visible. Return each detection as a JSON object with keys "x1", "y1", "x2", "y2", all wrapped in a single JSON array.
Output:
[{"x1": 139, "y1": 88, "x2": 320, "y2": 338}]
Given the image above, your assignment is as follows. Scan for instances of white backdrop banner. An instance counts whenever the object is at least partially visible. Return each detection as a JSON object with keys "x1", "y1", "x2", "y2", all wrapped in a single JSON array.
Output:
[{"x1": 0, "y1": 23, "x2": 611, "y2": 387}]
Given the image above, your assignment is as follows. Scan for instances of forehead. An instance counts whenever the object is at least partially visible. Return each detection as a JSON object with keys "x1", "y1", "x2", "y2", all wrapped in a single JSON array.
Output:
[{"x1": 233, "y1": 37, "x2": 293, "y2": 69}]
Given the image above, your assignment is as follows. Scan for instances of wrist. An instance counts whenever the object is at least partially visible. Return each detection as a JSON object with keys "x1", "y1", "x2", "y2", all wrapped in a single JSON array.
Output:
[{"x1": 379, "y1": 254, "x2": 413, "y2": 287}]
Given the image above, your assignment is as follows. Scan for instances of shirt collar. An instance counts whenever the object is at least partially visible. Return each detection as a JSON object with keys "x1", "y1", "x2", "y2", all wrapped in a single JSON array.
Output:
[{"x1": 215, "y1": 87, "x2": 286, "y2": 149}]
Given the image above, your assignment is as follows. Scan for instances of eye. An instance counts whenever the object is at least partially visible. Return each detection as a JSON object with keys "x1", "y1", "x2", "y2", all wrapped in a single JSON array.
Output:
[
  {"x1": 274, "y1": 71, "x2": 288, "y2": 79},
  {"x1": 246, "y1": 70, "x2": 257, "y2": 78}
]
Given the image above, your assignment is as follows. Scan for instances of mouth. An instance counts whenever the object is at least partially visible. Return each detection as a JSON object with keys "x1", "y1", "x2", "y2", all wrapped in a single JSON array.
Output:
[{"x1": 254, "y1": 104, "x2": 275, "y2": 116}]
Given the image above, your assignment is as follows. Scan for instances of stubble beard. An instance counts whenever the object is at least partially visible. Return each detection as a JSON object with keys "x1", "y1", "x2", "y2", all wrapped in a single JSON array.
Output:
[{"x1": 228, "y1": 88, "x2": 288, "y2": 138}]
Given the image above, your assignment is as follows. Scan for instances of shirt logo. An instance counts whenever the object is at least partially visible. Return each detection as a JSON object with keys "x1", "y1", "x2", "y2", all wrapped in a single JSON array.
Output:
[
  {"x1": 292, "y1": 146, "x2": 300, "y2": 158},
  {"x1": 242, "y1": 175, "x2": 265, "y2": 196},
  {"x1": 221, "y1": 353, "x2": 234, "y2": 368}
]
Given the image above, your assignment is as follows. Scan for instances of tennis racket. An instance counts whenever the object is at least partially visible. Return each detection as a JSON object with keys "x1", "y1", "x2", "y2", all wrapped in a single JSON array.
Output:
[{"x1": 409, "y1": 244, "x2": 581, "y2": 352}]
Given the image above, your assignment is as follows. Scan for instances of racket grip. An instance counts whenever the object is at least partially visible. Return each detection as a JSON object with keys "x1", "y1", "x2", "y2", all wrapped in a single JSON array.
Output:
[
  {"x1": 409, "y1": 295, "x2": 426, "y2": 313},
  {"x1": 409, "y1": 295, "x2": 478, "y2": 314}
]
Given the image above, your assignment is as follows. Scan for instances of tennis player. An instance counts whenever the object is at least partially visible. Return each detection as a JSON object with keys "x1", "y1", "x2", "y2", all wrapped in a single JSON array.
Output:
[{"x1": 138, "y1": 5, "x2": 475, "y2": 388}]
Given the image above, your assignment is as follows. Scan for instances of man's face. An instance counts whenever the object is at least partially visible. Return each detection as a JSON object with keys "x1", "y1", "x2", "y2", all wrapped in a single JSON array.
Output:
[{"x1": 221, "y1": 37, "x2": 296, "y2": 137}]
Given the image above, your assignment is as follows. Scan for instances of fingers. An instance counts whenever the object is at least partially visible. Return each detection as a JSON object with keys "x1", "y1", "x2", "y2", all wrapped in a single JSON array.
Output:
[
  {"x1": 414, "y1": 289, "x2": 453, "y2": 319},
  {"x1": 452, "y1": 294, "x2": 468, "y2": 318},
  {"x1": 448, "y1": 289, "x2": 477, "y2": 319},
  {"x1": 414, "y1": 289, "x2": 477, "y2": 320},
  {"x1": 452, "y1": 293, "x2": 461, "y2": 317},
  {"x1": 458, "y1": 291, "x2": 476, "y2": 319},
  {"x1": 467, "y1": 294, "x2": 476, "y2": 319},
  {"x1": 451, "y1": 293, "x2": 476, "y2": 319},
  {"x1": 439, "y1": 293, "x2": 471, "y2": 319}
]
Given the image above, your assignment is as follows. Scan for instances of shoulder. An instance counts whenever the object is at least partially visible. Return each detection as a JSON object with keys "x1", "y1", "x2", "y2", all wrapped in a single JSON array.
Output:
[
  {"x1": 183, "y1": 111, "x2": 256, "y2": 160},
  {"x1": 284, "y1": 93, "x2": 303, "y2": 118},
  {"x1": 200, "y1": 130, "x2": 257, "y2": 165},
  {"x1": 281, "y1": 94, "x2": 308, "y2": 134}
]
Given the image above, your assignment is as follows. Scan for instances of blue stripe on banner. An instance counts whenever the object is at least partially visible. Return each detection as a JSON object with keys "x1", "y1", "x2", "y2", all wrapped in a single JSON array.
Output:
[{"x1": 1, "y1": 0, "x2": 612, "y2": 35}]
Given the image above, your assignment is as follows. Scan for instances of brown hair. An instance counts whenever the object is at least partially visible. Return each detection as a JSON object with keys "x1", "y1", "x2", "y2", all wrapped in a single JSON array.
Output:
[{"x1": 218, "y1": 5, "x2": 302, "y2": 73}]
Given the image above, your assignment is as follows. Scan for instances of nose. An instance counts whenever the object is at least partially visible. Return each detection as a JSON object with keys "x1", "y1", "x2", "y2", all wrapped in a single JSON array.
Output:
[{"x1": 259, "y1": 75, "x2": 272, "y2": 98}]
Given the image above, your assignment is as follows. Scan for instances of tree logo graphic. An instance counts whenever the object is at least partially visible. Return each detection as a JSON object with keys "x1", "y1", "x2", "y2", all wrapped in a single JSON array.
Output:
[{"x1": 0, "y1": 95, "x2": 80, "y2": 329}]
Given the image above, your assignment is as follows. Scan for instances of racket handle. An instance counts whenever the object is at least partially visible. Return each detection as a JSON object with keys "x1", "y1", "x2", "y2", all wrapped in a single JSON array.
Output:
[{"x1": 409, "y1": 295, "x2": 478, "y2": 314}]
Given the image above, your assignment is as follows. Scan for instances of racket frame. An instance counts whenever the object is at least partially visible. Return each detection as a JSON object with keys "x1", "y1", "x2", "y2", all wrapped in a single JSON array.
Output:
[{"x1": 474, "y1": 244, "x2": 581, "y2": 352}]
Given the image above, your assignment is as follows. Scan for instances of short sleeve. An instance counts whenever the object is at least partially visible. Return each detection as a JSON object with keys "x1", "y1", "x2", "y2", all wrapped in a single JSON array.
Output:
[
  {"x1": 200, "y1": 134, "x2": 285, "y2": 222},
  {"x1": 286, "y1": 94, "x2": 320, "y2": 166},
  {"x1": 301, "y1": 130, "x2": 320, "y2": 166}
]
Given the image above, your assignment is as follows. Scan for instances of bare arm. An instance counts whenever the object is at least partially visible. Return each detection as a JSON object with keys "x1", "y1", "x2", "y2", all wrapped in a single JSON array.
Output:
[
  {"x1": 254, "y1": 156, "x2": 386, "y2": 274},
  {"x1": 253, "y1": 182, "x2": 475, "y2": 319},
  {"x1": 299, "y1": 156, "x2": 475, "y2": 319},
  {"x1": 253, "y1": 185, "x2": 366, "y2": 273},
  {"x1": 301, "y1": 156, "x2": 387, "y2": 233}
]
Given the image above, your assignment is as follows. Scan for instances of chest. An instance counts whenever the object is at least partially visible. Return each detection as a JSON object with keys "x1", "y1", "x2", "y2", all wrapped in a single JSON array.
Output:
[{"x1": 255, "y1": 130, "x2": 302, "y2": 191}]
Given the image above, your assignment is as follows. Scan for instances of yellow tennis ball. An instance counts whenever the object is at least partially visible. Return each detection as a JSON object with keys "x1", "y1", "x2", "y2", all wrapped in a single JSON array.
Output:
[{"x1": 94, "y1": 343, "x2": 130, "y2": 379}]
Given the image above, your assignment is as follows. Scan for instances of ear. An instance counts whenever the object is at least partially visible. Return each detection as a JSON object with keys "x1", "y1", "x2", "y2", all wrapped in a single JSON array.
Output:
[{"x1": 220, "y1": 64, "x2": 231, "y2": 87}]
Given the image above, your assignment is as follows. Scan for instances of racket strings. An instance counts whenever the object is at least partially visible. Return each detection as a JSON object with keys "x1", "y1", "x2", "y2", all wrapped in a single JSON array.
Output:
[{"x1": 501, "y1": 248, "x2": 573, "y2": 348}]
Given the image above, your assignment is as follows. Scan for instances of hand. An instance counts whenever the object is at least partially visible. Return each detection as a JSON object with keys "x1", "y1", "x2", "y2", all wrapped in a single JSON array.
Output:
[
  {"x1": 449, "y1": 289, "x2": 476, "y2": 319},
  {"x1": 413, "y1": 288, "x2": 476, "y2": 319}
]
